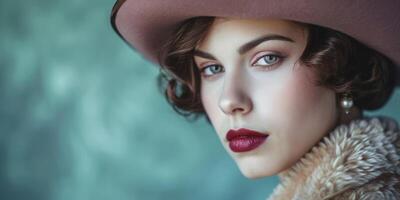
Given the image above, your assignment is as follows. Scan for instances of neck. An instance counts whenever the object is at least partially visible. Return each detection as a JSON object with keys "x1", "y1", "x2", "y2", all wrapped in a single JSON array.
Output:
[
  {"x1": 338, "y1": 106, "x2": 363, "y2": 125},
  {"x1": 277, "y1": 106, "x2": 363, "y2": 183}
]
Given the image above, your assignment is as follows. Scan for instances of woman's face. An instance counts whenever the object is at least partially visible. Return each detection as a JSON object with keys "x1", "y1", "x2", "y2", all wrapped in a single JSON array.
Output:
[{"x1": 194, "y1": 18, "x2": 339, "y2": 179}]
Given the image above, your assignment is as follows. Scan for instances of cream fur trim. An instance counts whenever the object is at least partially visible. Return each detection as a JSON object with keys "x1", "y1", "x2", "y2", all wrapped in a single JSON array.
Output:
[{"x1": 267, "y1": 116, "x2": 400, "y2": 200}]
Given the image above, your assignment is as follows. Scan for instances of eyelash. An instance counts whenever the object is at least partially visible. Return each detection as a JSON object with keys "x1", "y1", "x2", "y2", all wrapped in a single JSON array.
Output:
[{"x1": 199, "y1": 54, "x2": 285, "y2": 78}]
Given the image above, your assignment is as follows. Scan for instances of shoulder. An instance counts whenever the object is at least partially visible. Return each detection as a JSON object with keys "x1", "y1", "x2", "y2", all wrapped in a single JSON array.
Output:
[
  {"x1": 267, "y1": 115, "x2": 400, "y2": 200},
  {"x1": 328, "y1": 116, "x2": 400, "y2": 199},
  {"x1": 331, "y1": 172, "x2": 400, "y2": 199}
]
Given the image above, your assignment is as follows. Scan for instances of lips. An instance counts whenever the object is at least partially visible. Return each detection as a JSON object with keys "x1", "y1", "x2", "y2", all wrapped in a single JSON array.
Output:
[{"x1": 226, "y1": 128, "x2": 269, "y2": 152}]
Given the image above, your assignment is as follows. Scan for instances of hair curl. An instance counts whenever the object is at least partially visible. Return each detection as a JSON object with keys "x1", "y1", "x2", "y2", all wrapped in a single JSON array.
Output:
[{"x1": 157, "y1": 17, "x2": 397, "y2": 121}]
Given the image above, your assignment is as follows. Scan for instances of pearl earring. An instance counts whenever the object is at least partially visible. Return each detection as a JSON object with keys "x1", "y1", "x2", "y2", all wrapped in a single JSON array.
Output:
[{"x1": 341, "y1": 93, "x2": 354, "y2": 115}]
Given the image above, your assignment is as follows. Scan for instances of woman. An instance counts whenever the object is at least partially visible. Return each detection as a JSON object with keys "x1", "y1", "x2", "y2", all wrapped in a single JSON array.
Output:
[{"x1": 110, "y1": 0, "x2": 400, "y2": 199}]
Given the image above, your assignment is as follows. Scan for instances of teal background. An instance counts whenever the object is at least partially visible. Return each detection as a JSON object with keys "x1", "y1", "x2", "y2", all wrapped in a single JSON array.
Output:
[{"x1": 0, "y1": 0, "x2": 399, "y2": 199}]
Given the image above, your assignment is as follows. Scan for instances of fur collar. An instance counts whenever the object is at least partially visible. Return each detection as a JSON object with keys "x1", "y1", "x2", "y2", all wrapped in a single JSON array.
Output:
[{"x1": 267, "y1": 116, "x2": 400, "y2": 200}]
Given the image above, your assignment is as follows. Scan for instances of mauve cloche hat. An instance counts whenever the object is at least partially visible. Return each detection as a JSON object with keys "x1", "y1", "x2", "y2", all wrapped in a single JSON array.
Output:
[{"x1": 110, "y1": 0, "x2": 400, "y2": 86}]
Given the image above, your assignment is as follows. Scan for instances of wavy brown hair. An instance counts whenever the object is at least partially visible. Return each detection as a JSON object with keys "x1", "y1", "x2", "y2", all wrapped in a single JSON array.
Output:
[{"x1": 156, "y1": 17, "x2": 397, "y2": 121}]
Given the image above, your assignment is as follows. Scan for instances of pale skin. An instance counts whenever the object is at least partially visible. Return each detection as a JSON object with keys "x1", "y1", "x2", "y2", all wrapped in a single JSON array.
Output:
[{"x1": 193, "y1": 18, "x2": 361, "y2": 179}]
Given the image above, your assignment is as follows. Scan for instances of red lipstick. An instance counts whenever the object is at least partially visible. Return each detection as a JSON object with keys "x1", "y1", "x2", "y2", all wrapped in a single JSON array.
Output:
[{"x1": 226, "y1": 128, "x2": 269, "y2": 152}]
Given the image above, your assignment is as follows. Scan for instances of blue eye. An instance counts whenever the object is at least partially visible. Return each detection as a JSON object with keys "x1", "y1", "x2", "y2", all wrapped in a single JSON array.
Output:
[
  {"x1": 200, "y1": 64, "x2": 224, "y2": 77},
  {"x1": 253, "y1": 54, "x2": 283, "y2": 67},
  {"x1": 199, "y1": 54, "x2": 283, "y2": 78}
]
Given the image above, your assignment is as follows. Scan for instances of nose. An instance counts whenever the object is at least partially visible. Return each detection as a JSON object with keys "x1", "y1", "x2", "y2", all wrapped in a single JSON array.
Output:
[{"x1": 218, "y1": 75, "x2": 253, "y2": 115}]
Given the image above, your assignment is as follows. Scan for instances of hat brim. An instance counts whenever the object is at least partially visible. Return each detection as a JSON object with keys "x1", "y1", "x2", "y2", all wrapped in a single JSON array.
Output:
[{"x1": 111, "y1": 0, "x2": 400, "y2": 86}]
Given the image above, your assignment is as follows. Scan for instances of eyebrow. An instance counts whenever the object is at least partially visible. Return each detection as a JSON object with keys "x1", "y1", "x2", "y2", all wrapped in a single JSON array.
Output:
[{"x1": 193, "y1": 34, "x2": 295, "y2": 60}]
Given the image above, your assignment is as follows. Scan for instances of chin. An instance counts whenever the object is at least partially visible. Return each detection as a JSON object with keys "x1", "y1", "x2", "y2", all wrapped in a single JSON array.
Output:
[
  {"x1": 234, "y1": 156, "x2": 282, "y2": 179},
  {"x1": 239, "y1": 167, "x2": 276, "y2": 179}
]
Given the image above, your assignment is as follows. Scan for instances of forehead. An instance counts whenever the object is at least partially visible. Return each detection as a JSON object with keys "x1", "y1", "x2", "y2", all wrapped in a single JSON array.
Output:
[
  {"x1": 196, "y1": 18, "x2": 307, "y2": 49},
  {"x1": 214, "y1": 17, "x2": 303, "y2": 28}
]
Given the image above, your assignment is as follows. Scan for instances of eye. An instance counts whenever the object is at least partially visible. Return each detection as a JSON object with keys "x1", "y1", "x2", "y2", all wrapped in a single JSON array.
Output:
[
  {"x1": 252, "y1": 54, "x2": 283, "y2": 67},
  {"x1": 200, "y1": 64, "x2": 224, "y2": 77}
]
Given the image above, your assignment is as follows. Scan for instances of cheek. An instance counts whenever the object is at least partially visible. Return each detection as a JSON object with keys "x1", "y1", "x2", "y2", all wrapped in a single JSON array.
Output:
[
  {"x1": 280, "y1": 68, "x2": 323, "y2": 115},
  {"x1": 201, "y1": 83, "x2": 222, "y2": 127},
  {"x1": 257, "y1": 64, "x2": 331, "y2": 124},
  {"x1": 280, "y1": 66, "x2": 336, "y2": 125},
  {"x1": 272, "y1": 64, "x2": 337, "y2": 168}
]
